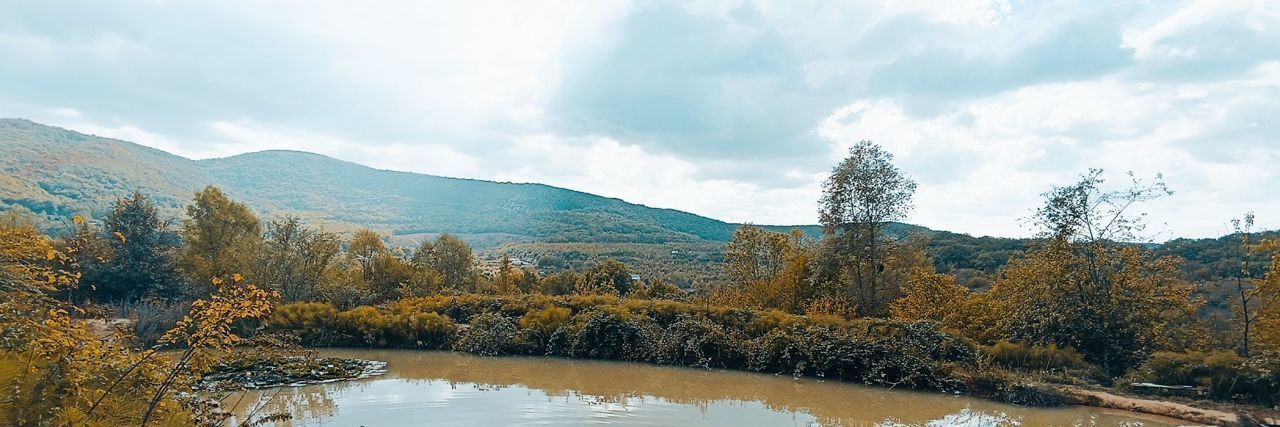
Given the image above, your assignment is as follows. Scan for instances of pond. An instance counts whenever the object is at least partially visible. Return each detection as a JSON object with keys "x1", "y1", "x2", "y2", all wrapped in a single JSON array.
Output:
[{"x1": 226, "y1": 349, "x2": 1181, "y2": 426}]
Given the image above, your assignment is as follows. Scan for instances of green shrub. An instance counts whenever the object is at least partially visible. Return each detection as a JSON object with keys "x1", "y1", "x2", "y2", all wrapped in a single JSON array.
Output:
[
  {"x1": 1128, "y1": 351, "x2": 1280, "y2": 405},
  {"x1": 454, "y1": 313, "x2": 519, "y2": 356},
  {"x1": 744, "y1": 324, "x2": 965, "y2": 391},
  {"x1": 653, "y1": 317, "x2": 745, "y2": 368},
  {"x1": 745, "y1": 325, "x2": 811, "y2": 377},
  {"x1": 568, "y1": 309, "x2": 657, "y2": 362}
]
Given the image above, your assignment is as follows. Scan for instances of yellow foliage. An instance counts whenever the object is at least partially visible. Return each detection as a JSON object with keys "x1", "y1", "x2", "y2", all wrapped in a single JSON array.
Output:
[
  {"x1": 1255, "y1": 239, "x2": 1280, "y2": 353},
  {"x1": 890, "y1": 267, "x2": 968, "y2": 327}
]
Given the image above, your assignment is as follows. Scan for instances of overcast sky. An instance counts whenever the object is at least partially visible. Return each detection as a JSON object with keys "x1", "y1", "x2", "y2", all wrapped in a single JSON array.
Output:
[{"x1": 2, "y1": 0, "x2": 1277, "y2": 238}]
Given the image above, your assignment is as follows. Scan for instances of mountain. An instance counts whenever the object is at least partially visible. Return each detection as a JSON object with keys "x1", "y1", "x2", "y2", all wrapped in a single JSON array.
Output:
[{"x1": 0, "y1": 118, "x2": 812, "y2": 245}]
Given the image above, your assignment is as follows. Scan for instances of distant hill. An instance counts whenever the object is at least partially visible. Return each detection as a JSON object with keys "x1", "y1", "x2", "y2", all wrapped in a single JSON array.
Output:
[{"x1": 1, "y1": 118, "x2": 770, "y2": 244}]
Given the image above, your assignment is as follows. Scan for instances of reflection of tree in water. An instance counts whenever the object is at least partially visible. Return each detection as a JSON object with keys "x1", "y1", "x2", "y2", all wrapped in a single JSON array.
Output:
[
  {"x1": 239, "y1": 350, "x2": 1171, "y2": 426},
  {"x1": 363, "y1": 351, "x2": 1039, "y2": 426},
  {"x1": 224, "y1": 380, "x2": 361, "y2": 426},
  {"x1": 879, "y1": 406, "x2": 1022, "y2": 427}
]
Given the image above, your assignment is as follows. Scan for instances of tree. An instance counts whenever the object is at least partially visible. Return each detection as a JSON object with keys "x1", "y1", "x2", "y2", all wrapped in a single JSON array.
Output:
[
  {"x1": 90, "y1": 192, "x2": 181, "y2": 301},
  {"x1": 411, "y1": 234, "x2": 475, "y2": 291},
  {"x1": 1254, "y1": 238, "x2": 1280, "y2": 353},
  {"x1": 179, "y1": 186, "x2": 261, "y2": 294},
  {"x1": 345, "y1": 229, "x2": 415, "y2": 302},
  {"x1": 581, "y1": 259, "x2": 632, "y2": 296},
  {"x1": 348, "y1": 229, "x2": 386, "y2": 278},
  {"x1": 256, "y1": 216, "x2": 339, "y2": 302},
  {"x1": 724, "y1": 225, "x2": 789, "y2": 288},
  {"x1": 891, "y1": 267, "x2": 968, "y2": 327},
  {"x1": 1230, "y1": 213, "x2": 1257, "y2": 356},
  {"x1": 817, "y1": 140, "x2": 917, "y2": 317},
  {"x1": 723, "y1": 226, "x2": 817, "y2": 312},
  {"x1": 630, "y1": 278, "x2": 683, "y2": 300},
  {"x1": 539, "y1": 271, "x2": 581, "y2": 296},
  {"x1": 492, "y1": 255, "x2": 520, "y2": 295},
  {"x1": 987, "y1": 170, "x2": 1196, "y2": 374}
]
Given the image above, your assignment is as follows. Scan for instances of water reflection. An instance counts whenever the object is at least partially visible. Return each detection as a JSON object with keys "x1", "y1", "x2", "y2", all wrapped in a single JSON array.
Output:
[{"x1": 227, "y1": 349, "x2": 1179, "y2": 426}]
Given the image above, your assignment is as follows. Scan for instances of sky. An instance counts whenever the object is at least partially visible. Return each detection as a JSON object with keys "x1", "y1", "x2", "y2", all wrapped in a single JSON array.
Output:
[{"x1": 2, "y1": 0, "x2": 1277, "y2": 239}]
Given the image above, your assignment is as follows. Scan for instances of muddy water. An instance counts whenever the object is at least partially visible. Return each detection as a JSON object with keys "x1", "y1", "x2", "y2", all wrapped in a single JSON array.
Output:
[{"x1": 226, "y1": 349, "x2": 1181, "y2": 426}]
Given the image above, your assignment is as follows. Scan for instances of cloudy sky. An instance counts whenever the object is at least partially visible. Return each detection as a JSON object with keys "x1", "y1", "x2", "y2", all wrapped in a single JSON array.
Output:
[{"x1": 2, "y1": 0, "x2": 1277, "y2": 238}]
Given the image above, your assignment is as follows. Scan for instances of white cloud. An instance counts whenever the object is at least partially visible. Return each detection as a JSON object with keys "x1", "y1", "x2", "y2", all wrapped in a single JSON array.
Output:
[
  {"x1": 819, "y1": 62, "x2": 1280, "y2": 238},
  {"x1": 1123, "y1": 0, "x2": 1277, "y2": 60},
  {"x1": 211, "y1": 0, "x2": 631, "y2": 137},
  {"x1": 4, "y1": 0, "x2": 1278, "y2": 239},
  {"x1": 491, "y1": 135, "x2": 820, "y2": 225}
]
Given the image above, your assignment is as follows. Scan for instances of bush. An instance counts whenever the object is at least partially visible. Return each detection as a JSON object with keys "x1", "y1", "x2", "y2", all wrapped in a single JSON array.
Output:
[
  {"x1": 263, "y1": 303, "x2": 341, "y2": 346},
  {"x1": 454, "y1": 313, "x2": 519, "y2": 356},
  {"x1": 744, "y1": 324, "x2": 966, "y2": 391},
  {"x1": 392, "y1": 312, "x2": 455, "y2": 349},
  {"x1": 980, "y1": 340, "x2": 1105, "y2": 384},
  {"x1": 653, "y1": 317, "x2": 745, "y2": 368},
  {"x1": 336, "y1": 306, "x2": 393, "y2": 347},
  {"x1": 120, "y1": 299, "x2": 188, "y2": 346},
  {"x1": 1127, "y1": 351, "x2": 1280, "y2": 405},
  {"x1": 568, "y1": 310, "x2": 656, "y2": 362},
  {"x1": 519, "y1": 307, "x2": 572, "y2": 350},
  {"x1": 983, "y1": 341, "x2": 1090, "y2": 371},
  {"x1": 965, "y1": 369, "x2": 1067, "y2": 406},
  {"x1": 262, "y1": 294, "x2": 981, "y2": 394}
]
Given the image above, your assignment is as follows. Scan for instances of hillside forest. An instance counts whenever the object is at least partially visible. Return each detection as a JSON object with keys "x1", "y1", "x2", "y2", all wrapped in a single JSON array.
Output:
[{"x1": 3, "y1": 139, "x2": 1280, "y2": 425}]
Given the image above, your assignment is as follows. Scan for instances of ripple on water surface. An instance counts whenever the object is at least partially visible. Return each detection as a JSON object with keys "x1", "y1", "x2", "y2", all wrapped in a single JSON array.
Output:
[{"x1": 226, "y1": 349, "x2": 1184, "y2": 426}]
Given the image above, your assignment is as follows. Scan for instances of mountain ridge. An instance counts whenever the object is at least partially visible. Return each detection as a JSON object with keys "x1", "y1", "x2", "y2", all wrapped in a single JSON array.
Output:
[{"x1": 0, "y1": 118, "x2": 834, "y2": 245}]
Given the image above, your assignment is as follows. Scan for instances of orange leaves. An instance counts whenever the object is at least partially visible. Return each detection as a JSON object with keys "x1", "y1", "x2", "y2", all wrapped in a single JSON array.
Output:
[
  {"x1": 160, "y1": 273, "x2": 278, "y2": 353},
  {"x1": 890, "y1": 267, "x2": 968, "y2": 325}
]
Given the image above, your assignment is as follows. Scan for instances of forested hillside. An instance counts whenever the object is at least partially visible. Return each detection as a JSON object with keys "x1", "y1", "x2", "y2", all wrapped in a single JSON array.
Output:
[{"x1": 1, "y1": 118, "x2": 749, "y2": 244}]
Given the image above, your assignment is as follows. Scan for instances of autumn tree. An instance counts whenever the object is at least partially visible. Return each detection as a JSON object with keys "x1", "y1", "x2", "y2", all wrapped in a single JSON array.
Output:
[
  {"x1": 890, "y1": 267, "x2": 968, "y2": 327},
  {"x1": 539, "y1": 271, "x2": 581, "y2": 295},
  {"x1": 1, "y1": 217, "x2": 279, "y2": 425},
  {"x1": 179, "y1": 186, "x2": 261, "y2": 295},
  {"x1": 1253, "y1": 238, "x2": 1280, "y2": 353},
  {"x1": 630, "y1": 278, "x2": 683, "y2": 300},
  {"x1": 346, "y1": 229, "x2": 415, "y2": 302},
  {"x1": 488, "y1": 255, "x2": 520, "y2": 295},
  {"x1": 256, "y1": 216, "x2": 340, "y2": 302},
  {"x1": 581, "y1": 259, "x2": 633, "y2": 296},
  {"x1": 348, "y1": 229, "x2": 386, "y2": 277},
  {"x1": 412, "y1": 234, "x2": 476, "y2": 291},
  {"x1": 725, "y1": 225, "x2": 788, "y2": 286},
  {"x1": 817, "y1": 140, "x2": 917, "y2": 317},
  {"x1": 61, "y1": 216, "x2": 112, "y2": 303},
  {"x1": 723, "y1": 226, "x2": 817, "y2": 312},
  {"x1": 987, "y1": 170, "x2": 1197, "y2": 374}
]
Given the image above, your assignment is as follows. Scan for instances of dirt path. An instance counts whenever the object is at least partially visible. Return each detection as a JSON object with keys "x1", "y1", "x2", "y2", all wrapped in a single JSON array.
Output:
[{"x1": 1055, "y1": 386, "x2": 1270, "y2": 426}]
